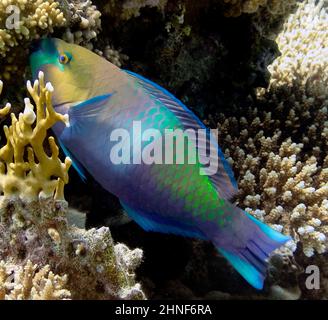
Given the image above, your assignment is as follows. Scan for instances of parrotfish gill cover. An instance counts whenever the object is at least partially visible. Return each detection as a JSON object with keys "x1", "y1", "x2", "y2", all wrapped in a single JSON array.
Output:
[{"x1": 30, "y1": 38, "x2": 290, "y2": 290}]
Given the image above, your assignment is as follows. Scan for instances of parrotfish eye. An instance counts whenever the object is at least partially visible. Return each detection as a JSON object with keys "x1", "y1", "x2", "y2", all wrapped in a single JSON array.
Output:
[{"x1": 59, "y1": 52, "x2": 72, "y2": 65}]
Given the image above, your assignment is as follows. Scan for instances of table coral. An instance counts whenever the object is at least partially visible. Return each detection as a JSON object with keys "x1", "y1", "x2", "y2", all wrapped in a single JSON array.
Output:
[
  {"x1": 211, "y1": 0, "x2": 328, "y2": 258},
  {"x1": 0, "y1": 73, "x2": 146, "y2": 300}
]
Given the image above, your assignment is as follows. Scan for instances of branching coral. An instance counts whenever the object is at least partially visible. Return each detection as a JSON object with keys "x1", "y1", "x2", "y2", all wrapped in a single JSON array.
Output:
[
  {"x1": 0, "y1": 0, "x2": 66, "y2": 57},
  {"x1": 0, "y1": 260, "x2": 71, "y2": 300},
  {"x1": 268, "y1": 0, "x2": 328, "y2": 88},
  {"x1": 216, "y1": 110, "x2": 327, "y2": 257},
  {"x1": 62, "y1": 0, "x2": 102, "y2": 50},
  {"x1": 211, "y1": 0, "x2": 328, "y2": 258},
  {"x1": 0, "y1": 0, "x2": 66, "y2": 80},
  {"x1": 0, "y1": 73, "x2": 146, "y2": 300},
  {"x1": 0, "y1": 72, "x2": 71, "y2": 200}
]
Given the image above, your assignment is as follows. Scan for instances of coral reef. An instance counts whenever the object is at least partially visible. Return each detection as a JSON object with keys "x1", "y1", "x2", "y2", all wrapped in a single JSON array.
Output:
[
  {"x1": 62, "y1": 0, "x2": 102, "y2": 50},
  {"x1": 211, "y1": 0, "x2": 328, "y2": 258},
  {"x1": 0, "y1": 0, "x2": 66, "y2": 80},
  {"x1": 0, "y1": 73, "x2": 145, "y2": 300},
  {"x1": 0, "y1": 0, "x2": 326, "y2": 301},
  {"x1": 0, "y1": 260, "x2": 71, "y2": 300}
]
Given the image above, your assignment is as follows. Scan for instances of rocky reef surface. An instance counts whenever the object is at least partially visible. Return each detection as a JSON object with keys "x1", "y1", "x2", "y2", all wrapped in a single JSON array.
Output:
[{"x1": 0, "y1": 0, "x2": 327, "y2": 299}]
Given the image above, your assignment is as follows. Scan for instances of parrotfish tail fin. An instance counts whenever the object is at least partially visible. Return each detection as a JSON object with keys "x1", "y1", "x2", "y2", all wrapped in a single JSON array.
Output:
[{"x1": 213, "y1": 207, "x2": 290, "y2": 290}]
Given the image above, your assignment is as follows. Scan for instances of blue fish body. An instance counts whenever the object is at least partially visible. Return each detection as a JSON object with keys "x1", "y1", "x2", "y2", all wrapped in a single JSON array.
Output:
[{"x1": 30, "y1": 38, "x2": 290, "y2": 289}]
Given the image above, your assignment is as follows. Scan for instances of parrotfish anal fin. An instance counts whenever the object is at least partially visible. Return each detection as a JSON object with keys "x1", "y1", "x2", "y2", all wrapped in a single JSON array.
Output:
[
  {"x1": 58, "y1": 139, "x2": 87, "y2": 182},
  {"x1": 124, "y1": 70, "x2": 238, "y2": 200},
  {"x1": 120, "y1": 201, "x2": 207, "y2": 240}
]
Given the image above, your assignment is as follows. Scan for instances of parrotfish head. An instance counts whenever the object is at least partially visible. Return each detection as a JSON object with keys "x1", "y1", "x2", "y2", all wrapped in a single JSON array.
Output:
[{"x1": 29, "y1": 38, "x2": 121, "y2": 108}]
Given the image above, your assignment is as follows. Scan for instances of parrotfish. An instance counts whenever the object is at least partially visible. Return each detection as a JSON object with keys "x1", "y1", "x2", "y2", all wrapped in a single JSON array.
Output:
[{"x1": 30, "y1": 38, "x2": 290, "y2": 289}]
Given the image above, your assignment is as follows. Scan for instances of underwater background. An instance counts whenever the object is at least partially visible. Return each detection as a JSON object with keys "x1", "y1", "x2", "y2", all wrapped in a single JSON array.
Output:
[{"x1": 0, "y1": 0, "x2": 327, "y2": 300}]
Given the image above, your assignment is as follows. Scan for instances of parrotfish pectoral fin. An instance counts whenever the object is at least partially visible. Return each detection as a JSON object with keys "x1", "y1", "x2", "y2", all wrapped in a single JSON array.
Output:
[
  {"x1": 214, "y1": 209, "x2": 290, "y2": 290},
  {"x1": 57, "y1": 92, "x2": 114, "y2": 181},
  {"x1": 71, "y1": 93, "x2": 114, "y2": 112},
  {"x1": 120, "y1": 201, "x2": 207, "y2": 240}
]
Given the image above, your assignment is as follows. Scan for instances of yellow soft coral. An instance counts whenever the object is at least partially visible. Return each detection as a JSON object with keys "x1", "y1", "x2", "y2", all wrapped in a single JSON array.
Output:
[{"x1": 0, "y1": 72, "x2": 71, "y2": 200}]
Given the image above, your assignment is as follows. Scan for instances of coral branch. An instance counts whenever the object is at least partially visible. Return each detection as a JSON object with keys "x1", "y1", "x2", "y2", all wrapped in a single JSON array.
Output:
[{"x1": 0, "y1": 72, "x2": 71, "y2": 200}]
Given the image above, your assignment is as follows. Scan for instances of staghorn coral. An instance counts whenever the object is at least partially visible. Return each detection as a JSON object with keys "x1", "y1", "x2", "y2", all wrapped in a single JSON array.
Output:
[
  {"x1": 0, "y1": 73, "x2": 145, "y2": 299},
  {"x1": 0, "y1": 260, "x2": 71, "y2": 300},
  {"x1": 212, "y1": 0, "x2": 328, "y2": 258},
  {"x1": 0, "y1": 0, "x2": 66, "y2": 80}
]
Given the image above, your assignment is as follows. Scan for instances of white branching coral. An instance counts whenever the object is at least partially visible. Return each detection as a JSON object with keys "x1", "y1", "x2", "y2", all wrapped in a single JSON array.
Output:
[
  {"x1": 213, "y1": 0, "x2": 328, "y2": 258},
  {"x1": 269, "y1": 0, "x2": 328, "y2": 88},
  {"x1": 0, "y1": 260, "x2": 71, "y2": 300}
]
